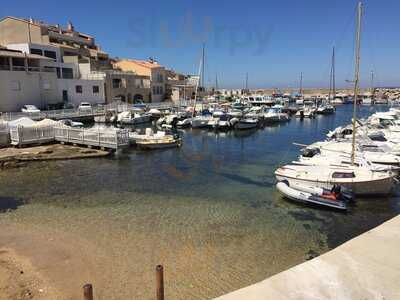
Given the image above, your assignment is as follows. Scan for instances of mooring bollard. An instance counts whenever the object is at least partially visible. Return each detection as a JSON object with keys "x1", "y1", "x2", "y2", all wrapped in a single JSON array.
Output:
[
  {"x1": 83, "y1": 283, "x2": 94, "y2": 300},
  {"x1": 156, "y1": 265, "x2": 164, "y2": 300}
]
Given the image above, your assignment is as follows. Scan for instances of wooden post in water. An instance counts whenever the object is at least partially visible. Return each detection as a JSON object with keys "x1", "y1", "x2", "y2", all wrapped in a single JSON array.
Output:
[
  {"x1": 156, "y1": 265, "x2": 164, "y2": 300},
  {"x1": 83, "y1": 283, "x2": 93, "y2": 300}
]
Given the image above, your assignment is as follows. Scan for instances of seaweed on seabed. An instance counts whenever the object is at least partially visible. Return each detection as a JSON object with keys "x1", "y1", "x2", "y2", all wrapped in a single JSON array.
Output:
[{"x1": 0, "y1": 197, "x2": 25, "y2": 213}]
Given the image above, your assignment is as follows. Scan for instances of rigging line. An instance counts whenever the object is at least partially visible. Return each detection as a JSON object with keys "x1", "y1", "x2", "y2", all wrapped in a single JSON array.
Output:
[
  {"x1": 363, "y1": 6, "x2": 378, "y2": 87},
  {"x1": 333, "y1": 3, "x2": 358, "y2": 53},
  {"x1": 344, "y1": 2, "x2": 360, "y2": 88},
  {"x1": 318, "y1": 4, "x2": 357, "y2": 86}
]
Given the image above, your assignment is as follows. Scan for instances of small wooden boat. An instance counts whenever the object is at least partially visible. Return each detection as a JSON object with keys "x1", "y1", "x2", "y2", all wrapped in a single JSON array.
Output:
[
  {"x1": 276, "y1": 180, "x2": 352, "y2": 210},
  {"x1": 136, "y1": 137, "x2": 182, "y2": 150}
]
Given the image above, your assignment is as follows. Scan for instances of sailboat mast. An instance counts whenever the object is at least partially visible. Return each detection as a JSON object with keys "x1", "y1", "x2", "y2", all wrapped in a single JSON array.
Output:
[
  {"x1": 351, "y1": 1, "x2": 363, "y2": 165},
  {"x1": 332, "y1": 47, "x2": 336, "y2": 99},
  {"x1": 201, "y1": 43, "x2": 205, "y2": 90},
  {"x1": 371, "y1": 70, "x2": 374, "y2": 100},
  {"x1": 245, "y1": 72, "x2": 249, "y2": 91},
  {"x1": 300, "y1": 72, "x2": 303, "y2": 95},
  {"x1": 192, "y1": 45, "x2": 205, "y2": 117}
]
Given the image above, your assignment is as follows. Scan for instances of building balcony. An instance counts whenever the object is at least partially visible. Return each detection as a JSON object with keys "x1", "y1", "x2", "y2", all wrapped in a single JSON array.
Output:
[{"x1": 0, "y1": 65, "x2": 11, "y2": 71}]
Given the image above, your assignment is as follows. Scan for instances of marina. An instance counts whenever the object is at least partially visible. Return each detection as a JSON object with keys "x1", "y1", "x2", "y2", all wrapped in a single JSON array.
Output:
[
  {"x1": 1, "y1": 104, "x2": 399, "y2": 299},
  {"x1": 1, "y1": 1, "x2": 400, "y2": 299}
]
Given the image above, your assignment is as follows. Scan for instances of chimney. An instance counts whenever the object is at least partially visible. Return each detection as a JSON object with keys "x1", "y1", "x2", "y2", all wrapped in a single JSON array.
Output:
[
  {"x1": 29, "y1": 17, "x2": 33, "y2": 23},
  {"x1": 67, "y1": 20, "x2": 74, "y2": 32}
]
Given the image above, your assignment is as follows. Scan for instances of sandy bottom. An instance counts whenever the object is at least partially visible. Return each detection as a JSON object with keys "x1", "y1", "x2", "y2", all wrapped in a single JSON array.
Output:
[
  {"x1": 0, "y1": 224, "x2": 100, "y2": 300},
  {"x1": 0, "y1": 247, "x2": 61, "y2": 300}
]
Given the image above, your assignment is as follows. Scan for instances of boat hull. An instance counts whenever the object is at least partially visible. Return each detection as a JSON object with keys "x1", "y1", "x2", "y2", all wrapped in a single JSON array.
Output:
[
  {"x1": 275, "y1": 173, "x2": 393, "y2": 196},
  {"x1": 276, "y1": 182, "x2": 347, "y2": 210}
]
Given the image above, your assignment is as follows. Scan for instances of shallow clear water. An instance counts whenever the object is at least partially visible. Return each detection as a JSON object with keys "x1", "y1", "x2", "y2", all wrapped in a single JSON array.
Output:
[{"x1": 0, "y1": 104, "x2": 399, "y2": 299}]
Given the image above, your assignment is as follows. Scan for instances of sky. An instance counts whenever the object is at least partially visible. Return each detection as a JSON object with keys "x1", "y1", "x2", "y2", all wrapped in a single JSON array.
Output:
[{"x1": 2, "y1": 0, "x2": 400, "y2": 89}]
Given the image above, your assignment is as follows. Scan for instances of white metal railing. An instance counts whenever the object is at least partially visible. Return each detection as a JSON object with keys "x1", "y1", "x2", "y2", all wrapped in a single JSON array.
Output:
[
  {"x1": 54, "y1": 126, "x2": 129, "y2": 149},
  {"x1": 10, "y1": 125, "x2": 55, "y2": 146},
  {"x1": 0, "y1": 102, "x2": 178, "y2": 122},
  {"x1": 0, "y1": 121, "x2": 9, "y2": 147}
]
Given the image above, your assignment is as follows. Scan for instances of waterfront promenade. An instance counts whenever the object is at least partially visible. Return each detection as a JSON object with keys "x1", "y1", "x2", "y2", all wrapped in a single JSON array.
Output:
[{"x1": 216, "y1": 214, "x2": 400, "y2": 300}]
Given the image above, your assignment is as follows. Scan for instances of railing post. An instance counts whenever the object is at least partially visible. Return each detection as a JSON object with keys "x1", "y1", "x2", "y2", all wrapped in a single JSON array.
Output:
[
  {"x1": 156, "y1": 265, "x2": 164, "y2": 300},
  {"x1": 83, "y1": 283, "x2": 93, "y2": 300}
]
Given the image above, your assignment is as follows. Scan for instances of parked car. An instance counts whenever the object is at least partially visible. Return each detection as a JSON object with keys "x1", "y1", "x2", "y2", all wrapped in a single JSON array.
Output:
[
  {"x1": 21, "y1": 105, "x2": 41, "y2": 113},
  {"x1": 78, "y1": 102, "x2": 92, "y2": 111}
]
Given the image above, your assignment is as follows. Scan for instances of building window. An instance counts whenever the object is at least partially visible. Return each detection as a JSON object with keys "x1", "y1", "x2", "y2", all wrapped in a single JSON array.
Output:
[
  {"x1": 93, "y1": 85, "x2": 99, "y2": 94},
  {"x1": 112, "y1": 78, "x2": 122, "y2": 89},
  {"x1": 44, "y1": 50, "x2": 57, "y2": 61},
  {"x1": 75, "y1": 85, "x2": 83, "y2": 94},
  {"x1": 62, "y1": 68, "x2": 73, "y2": 79},
  {"x1": 159, "y1": 86, "x2": 163, "y2": 95},
  {"x1": 30, "y1": 48, "x2": 43, "y2": 56},
  {"x1": 157, "y1": 73, "x2": 163, "y2": 83},
  {"x1": 152, "y1": 86, "x2": 157, "y2": 95}
]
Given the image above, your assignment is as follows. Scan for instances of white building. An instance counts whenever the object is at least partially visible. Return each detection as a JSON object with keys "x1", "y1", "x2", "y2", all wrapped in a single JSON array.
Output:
[
  {"x1": 0, "y1": 48, "x2": 60, "y2": 111},
  {"x1": 6, "y1": 43, "x2": 105, "y2": 107}
]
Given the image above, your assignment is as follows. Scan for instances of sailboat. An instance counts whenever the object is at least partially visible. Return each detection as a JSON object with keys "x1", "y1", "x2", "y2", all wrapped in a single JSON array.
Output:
[
  {"x1": 295, "y1": 72, "x2": 305, "y2": 105},
  {"x1": 362, "y1": 71, "x2": 374, "y2": 105},
  {"x1": 275, "y1": 2, "x2": 396, "y2": 196},
  {"x1": 188, "y1": 44, "x2": 213, "y2": 129},
  {"x1": 317, "y1": 47, "x2": 336, "y2": 114}
]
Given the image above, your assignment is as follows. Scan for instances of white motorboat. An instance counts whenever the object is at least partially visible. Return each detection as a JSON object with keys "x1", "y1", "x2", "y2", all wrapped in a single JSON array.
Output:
[
  {"x1": 276, "y1": 181, "x2": 350, "y2": 210},
  {"x1": 130, "y1": 129, "x2": 181, "y2": 149},
  {"x1": 362, "y1": 98, "x2": 373, "y2": 105},
  {"x1": 228, "y1": 110, "x2": 243, "y2": 118},
  {"x1": 59, "y1": 119, "x2": 84, "y2": 127},
  {"x1": 308, "y1": 141, "x2": 400, "y2": 166},
  {"x1": 263, "y1": 108, "x2": 289, "y2": 123},
  {"x1": 331, "y1": 98, "x2": 344, "y2": 105},
  {"x1": 118, "y1": 111, "x2": 151, "y2": 125},
  {"x1": 275, "y1": 164, "x2": 394, "y2": 196},
  {"x1": 191, "y1": 115, "x2": 212, "y2": 128},
  {"x1": 176, "y1": 118, "x2": 191, "y2": 128},
  {"x1": 295, "y1": 107, "x2": 314, "y2": 118},
  {"x1": 316, "y1": 104, "x2": 335, "y2": 114},
  {"x1": 235, "y1": 118, "x2": 258, "y2": 130},
  {"x1": 136, "y1": 137, "x2": 181, "y2": 150},
  {"x1": 296, "y1": 148, "x2": 400, "y2": 173}
]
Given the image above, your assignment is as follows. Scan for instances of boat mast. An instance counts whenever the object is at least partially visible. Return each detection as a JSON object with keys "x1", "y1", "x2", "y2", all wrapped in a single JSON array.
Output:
[
  {"x1": 300, "y1": 72, "x2": 303, "y2": 96},
  {"x1": 201, "y1": 43, "x2": 205, "y2": 111},
  {"x1": 332, "y1": 47, "x2": 336, "y2": 99},
  {"x1": 370, "y1": 70, "x2": 374, "y2": 100},
  {"x1": 192, "y1": 44, "x2": 205, "y2": 117},
  {"x1": 351, "y1": 1, "x2": 362, "y2": 165},
  {"x1": 245, "y1": 72, "x2": 249, "y2": 91}
]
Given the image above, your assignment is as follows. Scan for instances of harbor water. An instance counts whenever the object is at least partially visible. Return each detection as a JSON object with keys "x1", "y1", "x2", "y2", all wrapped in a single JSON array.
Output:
[{"x1": 0, "y1": 104, "x2": 399, "y2": 299}]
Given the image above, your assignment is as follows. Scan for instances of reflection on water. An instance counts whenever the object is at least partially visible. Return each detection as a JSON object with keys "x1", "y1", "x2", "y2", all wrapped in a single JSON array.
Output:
[{"x1": 0, "y1": 105, "x2": 399, "y2": 299}]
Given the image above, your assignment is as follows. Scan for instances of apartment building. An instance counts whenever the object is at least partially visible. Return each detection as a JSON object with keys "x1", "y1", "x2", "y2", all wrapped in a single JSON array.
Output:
[
  {"x1": 84, "y1": 70, "x2": 151, "y2": 103},
  {"x1": 0, "y1": 17, "x2": 107, "y2": 107},
  {"x1": 0, "y1": 16, "x2": 110, "y2": 71},
  {"x1": 113, "y1": 59, "x2": 166, "y2": 102},
  {"x1": 165, "y1": 70, "x2": 197, "y2": 103},
  {"x1": 0, "y1": 48, "x2": 60, "y2": 111}
]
